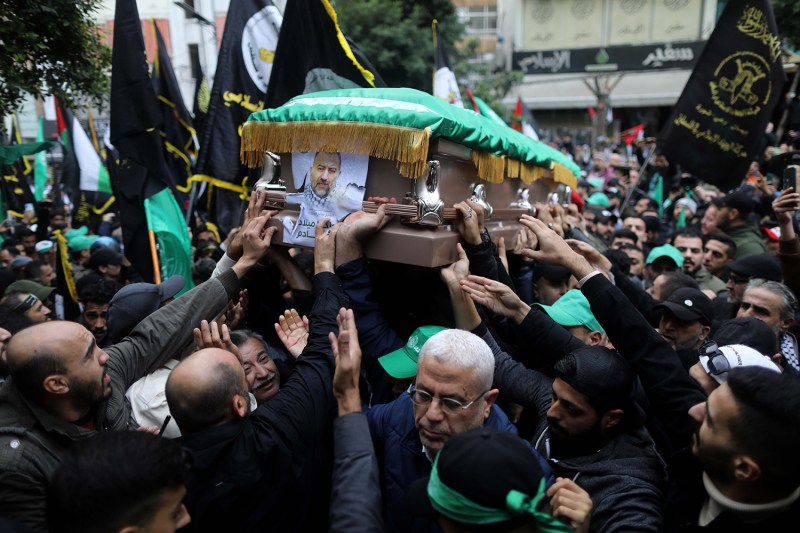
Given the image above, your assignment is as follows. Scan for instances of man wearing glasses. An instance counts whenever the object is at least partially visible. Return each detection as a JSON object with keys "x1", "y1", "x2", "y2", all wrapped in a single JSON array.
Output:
[
  {"x1": 712, "y1": 255, "x2": 783, "y2": 323},
  {"x1": 367, "y1": 328, "x2": 524, "y2": 533}
]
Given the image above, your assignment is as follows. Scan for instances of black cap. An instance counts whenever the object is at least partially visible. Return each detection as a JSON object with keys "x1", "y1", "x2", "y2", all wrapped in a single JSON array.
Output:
[
  {"x1": 714, "y1": 317, "x2": 779, "y2": 356},
  {"x1": 712, "y1": 187, "x2": 756, "y2": 216},
  {"x1": 89, "y1": 247, "x2": 123, "y2": 269},
  {"x1": 106, "y1": 276, "x2": 185, "y2": 341},
  {"x1": 654, "y1": 287, "x2": 714, "y2": 326},
  {"x1": 596, "y1": 209, "x2": 618, "y2": 224},
  {"x1": 641, "y1": 215, "x2": 661, "y2": 233},
  {"x1": 406, "y1": 428, "x2": 550, "y2": 520},
  {"x1": 533, "y1": 263, "x2": 571, "y2": 282},
  {"x1": 563, "y1": 346, "x2": 644, "y2": 419},
  {"x1": 726, "y1": 255, "x2": 781, "y2": 282}
]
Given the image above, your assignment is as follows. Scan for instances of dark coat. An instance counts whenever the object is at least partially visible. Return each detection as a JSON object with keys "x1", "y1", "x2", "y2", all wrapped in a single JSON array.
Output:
[
  {"x1": 367, "y1": 394, "x2": 523, "y2": 533},
  {"x1": 178, "y1": 272, "x2": 345, "y2": 533}
]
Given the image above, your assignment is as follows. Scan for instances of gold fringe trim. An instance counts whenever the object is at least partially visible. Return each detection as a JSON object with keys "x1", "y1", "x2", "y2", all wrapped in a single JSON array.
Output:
[
  {"x1": 520, "y1": 163, "x2": 550, "y2": 184},
  {"x1": 506, "y1": 159, "x2": 521, "y2": 179},
  {"x1": 241, "y1": 121, "x2": 432, "y2": 178},
  {"x1": 553, "y1": 163, "x2": 578, "y2": 189},
  {"x1": 471, "y1": 152, "x2": 505, "y2": 183}
]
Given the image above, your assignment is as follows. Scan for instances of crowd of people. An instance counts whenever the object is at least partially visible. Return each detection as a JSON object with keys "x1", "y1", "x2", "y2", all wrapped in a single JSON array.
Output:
[{"x1": 0, "y1": 137, "x2": 799, "y2": 533}]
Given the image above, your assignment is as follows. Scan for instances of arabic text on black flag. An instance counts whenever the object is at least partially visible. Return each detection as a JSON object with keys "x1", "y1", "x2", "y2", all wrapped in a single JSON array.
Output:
[
  {"x1": 193, "y1": 0, "x2": 282, "y2": 234},
  {"x1": 657, "y1": 0, "x2": 785, "y2": 193}
]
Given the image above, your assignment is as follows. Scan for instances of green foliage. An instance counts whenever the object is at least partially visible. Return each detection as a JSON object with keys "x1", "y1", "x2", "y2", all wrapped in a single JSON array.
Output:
[
  {"x1": 0, "y1": 0, "x2": 112, "y2": 117},
  {"x1": 773, "y1": 0, "x2": 800, "y2": 50},
  {"x1": 334, "y1": 0, "x2": 461, "y2": 92},
  {"x1": 334, "y1": 0, "x2": 520, "y2": 120},
  {"x1": 453, "y1": 39, "x2": 523, "y2": 123}
]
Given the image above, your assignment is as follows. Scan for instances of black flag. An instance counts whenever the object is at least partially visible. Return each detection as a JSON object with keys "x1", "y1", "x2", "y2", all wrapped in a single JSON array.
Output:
[
  {"x1": 1, "y1": 117, "x2": 39, "y2": 219},
  {"x1": 658, "y1": 0, "x2": 786, "y2": 192},
  {"x1": 192, "y1": 53, "x2": 210, "y2": 140},
  {"x1": 110, "y1": 0, "x2": 179, "y2": 283},
  {"x1": 152, "y1": 21, "x2": 196, "y2": 199},
  {"x1": 193, "y1": 0, "x2": 283, "y2": 234},
  {"x1": 264, "y1": 0, "x2": 384, "y2": 109}
]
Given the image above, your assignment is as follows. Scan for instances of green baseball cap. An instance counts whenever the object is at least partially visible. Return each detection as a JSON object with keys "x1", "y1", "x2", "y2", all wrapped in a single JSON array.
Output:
[
  {"x1": 68, "y1": 235, "x2": 98, "y2": 252},
  {"x1": 4, "y1": 280, "x2": 55, "y2": 301},
  {"x1": 378, "y1": 325, "x2": 447, "y2": 379},
  {"x1": 645, "y1": 244, "x2": 684, "y2": 268},
  {"x1": 64, "y1": 226, "x2": 89, "y2": 241},
  {"x1": 586, "y1": 191, "x2": 610, "y2": 207},
  {"x1": 533, "y1": 289, "x2": 604, "y2": 334}
]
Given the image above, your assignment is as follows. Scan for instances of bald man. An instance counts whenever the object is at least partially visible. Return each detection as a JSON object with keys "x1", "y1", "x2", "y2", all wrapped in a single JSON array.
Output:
[
  {"x1": 166, "y1": 222, "x2": 345, "y2": 533},
  {"x1": 0, "y1": 214, "x2": 278, "y2": 531}
]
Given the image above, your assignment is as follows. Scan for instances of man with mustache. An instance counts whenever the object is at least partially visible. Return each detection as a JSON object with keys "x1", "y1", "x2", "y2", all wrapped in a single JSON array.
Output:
[
  {"x1": 0, "y1": 214, "x2": 277, "y2": 531},
  {"x1": 672, "y1": 229, "x2": 726, "y2": 298}
]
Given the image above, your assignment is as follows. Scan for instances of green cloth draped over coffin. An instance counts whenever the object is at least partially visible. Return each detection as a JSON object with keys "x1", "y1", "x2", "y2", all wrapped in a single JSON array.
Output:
[{"x1": 240, "y1": 87, "x2": 579, "y2": 188}]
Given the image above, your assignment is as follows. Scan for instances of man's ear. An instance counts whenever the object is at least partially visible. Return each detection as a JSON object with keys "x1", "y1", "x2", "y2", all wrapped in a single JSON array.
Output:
[
  {"x1": 482, "y1": 389, "x2": 500, "y2": 419},
  {"x1": 780, "y1": 316, "x2": 795, "y2": 334},
  {"x1": 733, "y1": 455, "x2": 762, "y2": 483},
  {"x1": 729, "y1": 208, "x2": 740, "y2": 221},
  {"x1": 700, "y1": 325, "x2": 712, "y2": 343},
  {"x1": 43, "y1": 374, "x2": 69, "y2": 395},
  {"x1": 588, "y1": 330, "x2": 604, "y2": 346},
  {"x1": 602, "y1": 408, "x2": 624, "y2": 430},
  {"x1": 232, "y1": 394, "x2": 249, "y2": 419}
]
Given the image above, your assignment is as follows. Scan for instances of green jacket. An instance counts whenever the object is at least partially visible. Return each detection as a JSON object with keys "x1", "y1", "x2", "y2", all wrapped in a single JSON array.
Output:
[
  {"x1": 726, "y1": 223, "x2": 768, "y2": 259},
  {"x1": 693, "y1": 267, "x2": 727, "y2": 295}
]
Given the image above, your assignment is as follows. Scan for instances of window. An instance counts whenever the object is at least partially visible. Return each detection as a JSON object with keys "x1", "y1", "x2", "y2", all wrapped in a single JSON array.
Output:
[
  {"x1": 457, "y1": 5, "x2": 498, "y2": 36},
  {"x1": 188, "y1": 44, "x2": 200, "y2": 79}
]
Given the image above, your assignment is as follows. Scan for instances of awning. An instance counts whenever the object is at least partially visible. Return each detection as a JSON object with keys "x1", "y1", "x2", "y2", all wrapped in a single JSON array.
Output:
[{"x1": 506, "y1": 69, "x2": 693, "y2": 110}]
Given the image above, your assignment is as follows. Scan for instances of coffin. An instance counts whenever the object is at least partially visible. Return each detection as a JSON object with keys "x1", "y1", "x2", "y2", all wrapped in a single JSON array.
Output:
[{"x1": 240, "y1": 88, "x2": 580, "y2": 267}]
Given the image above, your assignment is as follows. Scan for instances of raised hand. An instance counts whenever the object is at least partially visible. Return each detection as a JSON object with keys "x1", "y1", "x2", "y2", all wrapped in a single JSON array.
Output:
[
  {"x1": 329, "y1": 308, "x2": 362, "y2": 415},
  {"x1": 193, "y1": 320, "x2": 242, "y2": 362},
  {"x1": 546, "y1": 477, "x2": 593, "y2": 533},
  {"x1": 566, "y1": 239, "x2": 612, "y2": 272},
  {"x1": 773, "y1": 187, "x2": 800, "y2": 226},
  {"x1": 460, "y1": 274, "x2": 530, "y2": 323},
  {"x1": 224, "y1": 289, "x2": 249, "y2": 330},
  {"x1": 518, "y1": 215, "x2": 591, "y2": 278},
  {"x1": 439, "y1": 243, "x2": 471, "y2": 289},
  {"x1": 274, "y1": 308, "x2": 309, "y2": 359},
  {"x1": 314, "y1": 218, "x2": 337, "y2": 274},
  {"x1": 453, "y1": 199, "x2": 485, "y2": 245},
  {"x1": 228, "y1": 189, "x2": 265, "y2": 260},
  {"x1": 232, "y1": 211, "x2": 279, "y2": 278},
  {"x1": 335, "y1": 203, "x2": 394, "y2": 267},
  {"x1": 497, "y1": 236, "x2": 509, "y2": 273}
]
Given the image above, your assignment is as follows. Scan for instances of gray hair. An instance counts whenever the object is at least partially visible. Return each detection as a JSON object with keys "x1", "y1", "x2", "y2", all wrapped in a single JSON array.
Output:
[
  {"x1": 417, "y1": 329, "x2": 494, "y2": 391},
  {"x1": 745, "y1": 279, "x2": 798, "y2": 321}
]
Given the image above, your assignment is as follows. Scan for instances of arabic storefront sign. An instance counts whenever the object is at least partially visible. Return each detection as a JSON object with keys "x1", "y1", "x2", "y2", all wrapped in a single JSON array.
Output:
[{"x1": 512, "y1": 41, "x2": 705, "y2": 74}]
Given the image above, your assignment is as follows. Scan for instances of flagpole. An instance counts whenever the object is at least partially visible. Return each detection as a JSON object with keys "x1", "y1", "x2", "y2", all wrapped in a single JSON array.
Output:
[
  {"x1": 148, "y1": 229, "x2": 162, "y2": 284},
  {"x1": 618, "y1": 139, "x2": 656, "y2": 215},
  {"x1": 431, "y1": 19, "x2": 438, "y2": 92}
]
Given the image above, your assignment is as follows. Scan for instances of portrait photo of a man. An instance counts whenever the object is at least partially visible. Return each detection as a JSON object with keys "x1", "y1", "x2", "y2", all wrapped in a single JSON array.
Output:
[{"x1": 284, "y1": 151, "x2": 368, "y2": 246}]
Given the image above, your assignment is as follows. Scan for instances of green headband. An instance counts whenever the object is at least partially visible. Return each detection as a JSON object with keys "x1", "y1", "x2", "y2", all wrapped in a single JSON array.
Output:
[{"x1": 427, "y1": 455, "x2": 571, "y2": 532}]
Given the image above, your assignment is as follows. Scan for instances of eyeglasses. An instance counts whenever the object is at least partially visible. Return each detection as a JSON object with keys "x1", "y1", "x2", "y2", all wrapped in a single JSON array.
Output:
[
  {"x1": 699, "y1": 340, "x2": 730, "y2": 377},
  {"x1": 407, "y1": 385, "x2": 488, "y2": 414}
]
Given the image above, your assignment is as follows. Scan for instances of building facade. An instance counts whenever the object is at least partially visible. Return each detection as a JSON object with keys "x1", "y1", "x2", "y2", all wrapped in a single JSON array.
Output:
[{"x1": 496, "y1": 0, "x2": 723, "y2": 143}]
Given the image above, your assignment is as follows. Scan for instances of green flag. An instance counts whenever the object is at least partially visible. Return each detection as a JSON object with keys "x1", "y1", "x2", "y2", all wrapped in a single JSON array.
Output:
[
  {"x1": 144, "y1": 187, "x2": 194, "y2": 296},
  {"x1": 34, "y1": 116, "x2": 48, "y2": 201}
]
